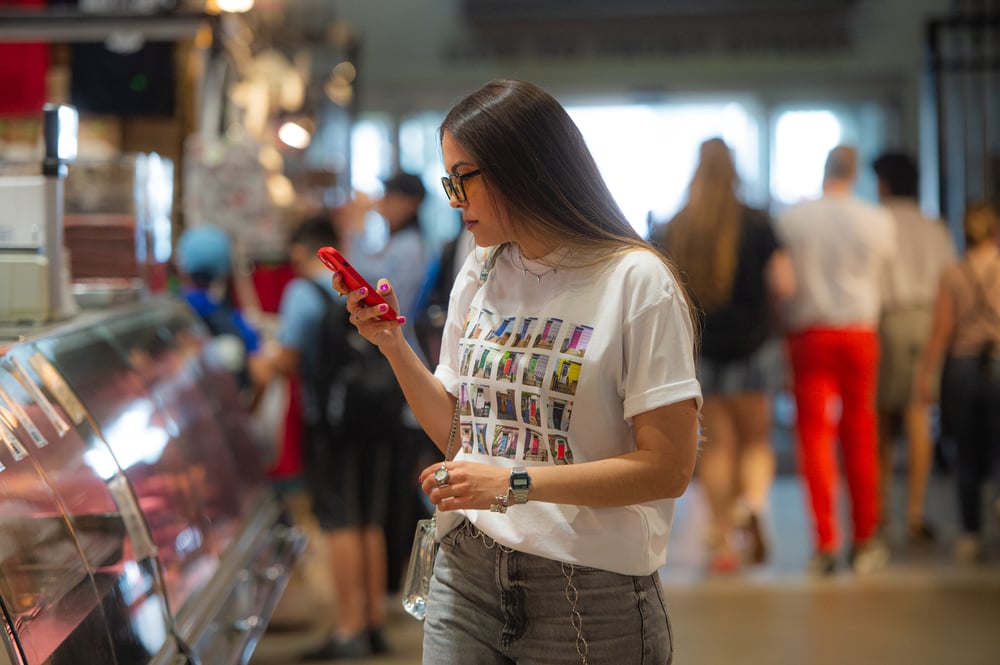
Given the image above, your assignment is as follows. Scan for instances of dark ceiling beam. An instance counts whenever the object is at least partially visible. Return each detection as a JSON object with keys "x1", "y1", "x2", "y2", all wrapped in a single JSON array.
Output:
[{"x1": 0, "y1": 10, "x2": 208, "y2": 43}]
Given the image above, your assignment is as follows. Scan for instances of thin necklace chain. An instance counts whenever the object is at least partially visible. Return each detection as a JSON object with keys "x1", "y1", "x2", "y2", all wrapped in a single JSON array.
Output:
[{"x1": 511, "y1": 247, "x2": 557, "y2": 283}]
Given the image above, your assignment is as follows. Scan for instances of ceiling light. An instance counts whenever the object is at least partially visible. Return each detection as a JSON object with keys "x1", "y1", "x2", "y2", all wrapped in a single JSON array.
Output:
[
  {"x1": 216, "y1": 0, "x2": 254, "y2": 13},
  {"x1": 277, "y1": 120, "x2": 311, "y2": 149}
]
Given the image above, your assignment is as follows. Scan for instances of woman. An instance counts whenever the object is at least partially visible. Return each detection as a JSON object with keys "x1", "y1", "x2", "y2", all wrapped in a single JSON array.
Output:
[
  {"x1": 334, "y1": 79, "x2": 702, "y2": 664},
  {"x1": 655, "y1": 138, "x2": 795, "y2": 573},
  {"x1": 915, "y1": 202, "x2": 1000, "y2": 563}
]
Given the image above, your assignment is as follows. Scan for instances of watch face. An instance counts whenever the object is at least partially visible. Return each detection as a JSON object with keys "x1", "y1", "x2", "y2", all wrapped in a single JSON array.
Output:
[
  {"x1": 511, "y1": 473, "x2": 530, "y2": 490},
  {"x1": 434, "y1": 467, "x2": 449, "y2": 483}
]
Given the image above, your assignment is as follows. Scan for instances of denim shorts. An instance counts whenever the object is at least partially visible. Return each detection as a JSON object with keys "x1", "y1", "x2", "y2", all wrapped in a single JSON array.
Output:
[
  {"x1": 698, "y1": 337, "x2": 786, "y2": 396},
  {"x1": 423, "y1": 520, "x2": 673, "y2": 665}
]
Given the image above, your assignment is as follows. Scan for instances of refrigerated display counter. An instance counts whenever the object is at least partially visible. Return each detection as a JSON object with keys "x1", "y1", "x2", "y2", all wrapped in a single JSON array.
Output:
[{"x1": 0, "y1": 297, "x2": 305, "y2": 665}]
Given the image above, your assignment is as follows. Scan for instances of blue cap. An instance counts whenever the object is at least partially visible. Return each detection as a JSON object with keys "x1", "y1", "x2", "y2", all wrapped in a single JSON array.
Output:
[{"x1": 177, "y1": 225, "x2": 232, "y2": 280}]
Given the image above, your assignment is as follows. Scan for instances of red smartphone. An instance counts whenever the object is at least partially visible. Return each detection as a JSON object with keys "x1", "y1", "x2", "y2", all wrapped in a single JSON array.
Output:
[{"x1": 316, "y1": 246, "x2": 399, "y2": 321}]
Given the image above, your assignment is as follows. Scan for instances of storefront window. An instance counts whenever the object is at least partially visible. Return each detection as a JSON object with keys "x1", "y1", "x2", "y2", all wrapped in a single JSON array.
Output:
[
  {"x1": 771, "y1": 109, "x2": 843, "y2": 208},
  {"x1": 567, "y1": 101, "x2": 760, "y2": 237}
]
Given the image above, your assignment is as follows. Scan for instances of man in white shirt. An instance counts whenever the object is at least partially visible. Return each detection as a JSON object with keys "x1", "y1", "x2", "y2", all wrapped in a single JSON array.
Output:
[
  {"x1": 775, "y1": 145, "x2": 896, "y2": 576},
  {"x1": 872, "y1": 151, "x2": 956, "y2": 545}
]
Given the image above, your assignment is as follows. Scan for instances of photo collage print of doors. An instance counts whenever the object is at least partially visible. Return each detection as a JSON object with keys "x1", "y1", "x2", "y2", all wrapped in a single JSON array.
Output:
[{"x1": 457, "y1": 306, "x2": 593, "y2": 464}]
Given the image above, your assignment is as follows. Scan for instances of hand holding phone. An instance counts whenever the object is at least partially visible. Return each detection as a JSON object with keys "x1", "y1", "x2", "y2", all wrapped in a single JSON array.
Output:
[{"x1": 316, "y1": 246, "x2": 399, "y2": 321}]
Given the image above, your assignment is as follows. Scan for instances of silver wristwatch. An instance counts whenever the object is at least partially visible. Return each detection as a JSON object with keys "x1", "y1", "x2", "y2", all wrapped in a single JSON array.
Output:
[{"x1": 509, "y1": 466, "x2": 531, "y2": 504}]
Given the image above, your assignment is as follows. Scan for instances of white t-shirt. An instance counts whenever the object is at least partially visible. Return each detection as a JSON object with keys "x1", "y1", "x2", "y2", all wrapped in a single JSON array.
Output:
[
  {"x1": 880, "y1": 198, "x2": 956, "y2": 310},
  {"x1": 775, "y1": 194, "x2": 896, "y2": 331},
  {"x1": 433, "y1": 244, "x2": 702, "y2": 576}
]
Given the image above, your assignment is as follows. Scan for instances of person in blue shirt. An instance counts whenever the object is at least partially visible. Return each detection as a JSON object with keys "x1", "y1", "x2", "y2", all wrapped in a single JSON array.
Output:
[
  {"x1": 249, "y1": 216, "x2": 396, "y2": 660},
  {"x1": 176, "y1": 224, "x2": 260, "y2": 388}
]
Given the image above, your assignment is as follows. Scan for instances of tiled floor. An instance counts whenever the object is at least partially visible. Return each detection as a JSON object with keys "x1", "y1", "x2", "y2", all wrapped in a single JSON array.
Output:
[{"x1": 250, "y1": 469, "x2": 1000, "y2": 665}]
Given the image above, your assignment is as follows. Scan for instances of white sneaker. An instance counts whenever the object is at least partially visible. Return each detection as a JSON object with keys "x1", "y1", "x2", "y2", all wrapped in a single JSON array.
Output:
[
  {"x1": 850, "y1": 539, "x2": 890, "y2": 575},
  {"x1": 953, "y1": 533, "x2": 982, "y2": 564}
]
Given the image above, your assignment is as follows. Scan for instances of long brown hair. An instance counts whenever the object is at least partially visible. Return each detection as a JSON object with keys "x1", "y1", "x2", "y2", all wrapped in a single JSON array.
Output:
[
  {"x1": 440, "y1": 79, "x2": 697, "y2": 324},
  {"x1": 964, "y1": 201, "x2": 999, "y2": 248},
  {"x1": 660, "y1": 137, "x2": 743, "y2": 313}
]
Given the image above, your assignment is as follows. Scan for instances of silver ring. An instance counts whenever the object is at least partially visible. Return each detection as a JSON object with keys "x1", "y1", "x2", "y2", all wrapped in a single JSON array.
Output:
[{"x1": 433, "y1": 464, "x2": 450, "y2": 486}]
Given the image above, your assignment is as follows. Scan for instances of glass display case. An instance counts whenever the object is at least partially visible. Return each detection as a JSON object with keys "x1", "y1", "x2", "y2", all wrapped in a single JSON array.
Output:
[{"x1": 0, "y1": 297, "x2": 305, "y2": 665}]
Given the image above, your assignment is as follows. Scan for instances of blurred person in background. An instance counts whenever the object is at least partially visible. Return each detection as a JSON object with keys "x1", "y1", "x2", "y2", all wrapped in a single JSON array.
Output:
[
  {"x1": 338, "y1": 171, "x2": 437, "y2": 596},
  {"x1": 342, "y1": 171, "x2": 431, "y2": 323},
  {"x1": 176, "y1": 224, "x2": 261, "y2": 394},
  {"x1": 915, "y1": 202, "x2": 1000, "y2": 564},
  {"x1": 414, "y1": 226, "x2": 475, "y2": 368},
  {"x1": 656, "y1": 137, "x2": 795, "y2": 574},
  {"x1": 250, "y1": 217, "x2": 396, "y2": 660},
  {"x1": 872, "y1": 151, "x2": 956, "y2": 544},
  {"x1": 775, "y1": 145, "x2": 896, "y2": 576}
]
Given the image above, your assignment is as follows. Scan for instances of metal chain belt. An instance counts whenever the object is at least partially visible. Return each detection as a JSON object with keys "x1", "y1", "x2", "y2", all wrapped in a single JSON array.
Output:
[
  {"x1": 461, "y1": 522, "x2": 590, "y2": 663},
  {"x1": 561, "y1": 563, "x2": 590, "y2": 665}
]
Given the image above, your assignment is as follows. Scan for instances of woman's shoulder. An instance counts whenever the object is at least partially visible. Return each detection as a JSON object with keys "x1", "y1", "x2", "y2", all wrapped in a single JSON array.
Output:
[
  {"x1": 614, "y1": 245, "x2": 670, "y2": 270},
  {"x1": 604, "y1": 247, "x2": 681, "y2": 293}
]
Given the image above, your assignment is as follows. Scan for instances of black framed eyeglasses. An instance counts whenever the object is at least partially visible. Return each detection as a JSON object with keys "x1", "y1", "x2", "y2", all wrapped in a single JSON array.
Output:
[{"x1": 440, "y1": 169, "x2": 482, "y2": 203}]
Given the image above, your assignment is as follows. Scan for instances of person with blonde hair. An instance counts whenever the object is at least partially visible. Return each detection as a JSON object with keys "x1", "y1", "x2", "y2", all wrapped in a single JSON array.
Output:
[
  {"x1": 915, "y1": 202, "x2": 1000, "y2": 563},
  {"x1": 656, "y1": 137, "x2": 795, "y2": 573}
]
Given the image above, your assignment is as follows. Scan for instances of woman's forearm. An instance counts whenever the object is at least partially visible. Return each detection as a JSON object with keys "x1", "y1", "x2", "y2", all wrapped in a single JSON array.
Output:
[{"x1": 424, "y1": 398, "x2": 700, "y2": 512}]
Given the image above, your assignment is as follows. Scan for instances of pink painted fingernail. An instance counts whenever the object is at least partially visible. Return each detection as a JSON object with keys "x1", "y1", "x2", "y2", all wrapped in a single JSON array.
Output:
[
  {"x1": 378, "y1": 304, "x2": 388, "y2": 313},
  {"x1": 359, "y1": 287, "x2": 368, "y2": 296},
  {"x1": 379, "y1": 283, "x2": 389, "y2": 293},
  {"x1": 397, "y1": 315, "x2": 406, "y2": 324}
]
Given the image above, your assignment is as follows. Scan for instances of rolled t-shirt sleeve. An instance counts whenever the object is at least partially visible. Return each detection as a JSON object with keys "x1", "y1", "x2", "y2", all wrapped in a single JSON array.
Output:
[{"x1": 621, "y1": 277, "x2": 703, "y2": 420}]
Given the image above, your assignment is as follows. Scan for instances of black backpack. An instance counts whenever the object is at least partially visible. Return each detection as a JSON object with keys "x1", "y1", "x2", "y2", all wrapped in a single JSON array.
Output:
[
  {"x1": 302, "y1": 280, "x2": 402, "y2": 432},
  {"x1": 413, "y1": 237, "x2": 460, "y2": 367}
]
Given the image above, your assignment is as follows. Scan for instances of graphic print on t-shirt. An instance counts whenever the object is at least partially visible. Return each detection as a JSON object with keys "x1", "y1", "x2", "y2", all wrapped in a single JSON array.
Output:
[
  {"x1": 457, "y1": 307, "x2": 594, "y2": 461},
  {"x1": 511, "y1": 317, "x2": 538, "y2": 348}
]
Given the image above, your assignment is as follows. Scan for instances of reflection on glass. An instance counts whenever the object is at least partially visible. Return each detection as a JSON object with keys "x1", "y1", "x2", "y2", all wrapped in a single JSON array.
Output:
[
  {"x1": 0, "y1": 298, "x2": 282, "y2": 664},
  {"x1": 82, "y1": 445, "x2": 118, "y2": 480},
  {"x1": 101, "y1": 401, "x2": 170, "y2": 471},
  {"x1": 0, "y1": 359, "x2": 171, "y2": 663}
]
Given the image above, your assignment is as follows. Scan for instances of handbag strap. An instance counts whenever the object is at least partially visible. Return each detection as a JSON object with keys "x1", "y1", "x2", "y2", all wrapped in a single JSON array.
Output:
[
  {"x1": 440, "y1": 247, "x2": 497, "y2": 461},
  {"x1": 444, "y1": 399, "x2": 460, "y2": 460}
]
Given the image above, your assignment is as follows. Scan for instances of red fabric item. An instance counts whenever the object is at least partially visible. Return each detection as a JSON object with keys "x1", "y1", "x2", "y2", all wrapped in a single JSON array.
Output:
[
  {"x1": 251, "y1": 262, "x2": 296, "y2": 313},
  {"x1": 267, "y1": 376, "x2": 304, "y2": 480},
  {"x1": 0, "y1": 42, "x2": 48, "y2": 115},
  {"x1": 786, "y1": 328, "x2": 882, "y2": 551},
  {"x1": 251, "y1": 262, "x2": 304, "y2": 479},
  {"x1": 0, "y1": 1, "x2": 48, "y2": 116}
]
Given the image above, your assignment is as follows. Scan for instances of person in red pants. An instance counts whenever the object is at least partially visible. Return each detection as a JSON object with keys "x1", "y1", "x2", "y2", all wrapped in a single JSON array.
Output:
[{"x1": 775, "y1": 145, "x2": 896, "y2": 576}]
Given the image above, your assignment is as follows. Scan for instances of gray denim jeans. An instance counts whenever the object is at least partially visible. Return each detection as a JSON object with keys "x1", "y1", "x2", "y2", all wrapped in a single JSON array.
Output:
[{"x1": 422, "y1": 520, "x2": 673, "y2": 665}]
